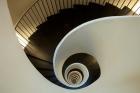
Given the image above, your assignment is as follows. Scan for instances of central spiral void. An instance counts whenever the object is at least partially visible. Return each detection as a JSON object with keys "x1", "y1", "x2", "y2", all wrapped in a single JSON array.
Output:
[
  {"x1": 54, "y1": 53, "x2": 101, "y2": 89},
  {"x1": 67, "y1": 70, "x2": 83, "y2": 85},
  {"x1": 64, "y1": 63, "x2": 89, "y2": 88}
]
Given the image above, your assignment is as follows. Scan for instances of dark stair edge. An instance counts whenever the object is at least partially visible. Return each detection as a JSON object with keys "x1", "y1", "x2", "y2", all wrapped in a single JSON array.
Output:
[
  {"x1": 102, "y1": 3, "x2": 121, "y2": 16},
  {"x1": 117, "y1": 6, "x2": 131, "y2": 15},
  {"x1": 37, "y1": 67, "x2": 53, "y2": 71},
  {"x1": 26, "y1": 54, "x2": 53, "y2": 64}
]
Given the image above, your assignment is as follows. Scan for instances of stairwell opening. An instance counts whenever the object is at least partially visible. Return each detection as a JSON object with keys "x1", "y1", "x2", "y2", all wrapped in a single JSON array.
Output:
[{"x1": 62, "y1": 53, "x2": 101, "y2": 89}]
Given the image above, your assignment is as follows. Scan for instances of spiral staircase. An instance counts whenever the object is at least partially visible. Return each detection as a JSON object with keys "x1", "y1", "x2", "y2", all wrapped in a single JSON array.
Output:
[{"x1": 1, "y1": 0, "x2": 140, "y2": 93}]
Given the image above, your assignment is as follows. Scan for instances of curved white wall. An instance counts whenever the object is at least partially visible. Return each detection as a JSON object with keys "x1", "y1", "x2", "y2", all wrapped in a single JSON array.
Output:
[
  {"x1": 53, "y1": 16, "x2": 140, "y2": 92},
  {"x1": 1, "y1": 0, "x2": 140, "y2": 93}
]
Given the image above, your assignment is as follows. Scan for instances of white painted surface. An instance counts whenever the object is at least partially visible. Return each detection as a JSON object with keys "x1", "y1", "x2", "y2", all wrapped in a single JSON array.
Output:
[
  {"x1": 0, "y1": 0, "x2": 140, "y2": 93},
  {"x1": 53, "y1": 16, "x2": 140, "y2": 92}
]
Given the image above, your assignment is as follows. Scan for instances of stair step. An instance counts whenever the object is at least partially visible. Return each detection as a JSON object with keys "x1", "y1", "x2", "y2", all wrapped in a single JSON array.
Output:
[
  {"x1": 117, "y1": 6, "x2": 131, "y2": 16},
  {"x1": 47, "y1": 14, "x2": 62, "y2": 22},
  {"x1": 73, "y1": 4, "x2": 90, "y2": 9},
  {"x1": 88, "y1": 2, "x2": 104, "y2": 18},
  {"x1": 58, "y1": 8, "x2": 78, "y2": 23},
  {"x1": 37, "y1": 14, "x2": 62, "y2": 30},
  {"x1": 49, "y1": 76, "x2": 57, "y2": 81},
  {"x1": 88, "y1": 2, "x2": 104, "y2": 9},
  {"x1": 46, "y1": 13, "x2": 76, "y2": 29},
  {"x1": 55, "y1": 8, "x2": 87, "y2": 28},
  {"x1": 102, "y1": 3, "x2": 121, "y2": 16},
  {"x1": 73, "y1": 4, "x2": 101, "y2": 21},
  {"x1": 39, "y1": 70, "x2": 55, "y2": 77},
  {"x1": 27, "y1": 55, "x2": 53, "y2": 70},
  {"x1": 37, "y1": 67, "x2": 53, "y2": 71},
  {"x1": 59, "y1": 8, "x2": 76, "y2": 13}
]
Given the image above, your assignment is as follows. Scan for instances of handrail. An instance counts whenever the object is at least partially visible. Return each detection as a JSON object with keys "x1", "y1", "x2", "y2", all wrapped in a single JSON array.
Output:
[
  {"x1": 15, "y1": 0, "x2": 140, "y2": 48},
  {"x1": 15, "y1": 0, "x2": 39, "y2": 26}
]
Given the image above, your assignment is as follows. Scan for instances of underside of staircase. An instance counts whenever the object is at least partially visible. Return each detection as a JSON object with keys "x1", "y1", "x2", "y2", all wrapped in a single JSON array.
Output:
[{"x1": 24, "y1": 2, "x2": 133, "y2": 89}]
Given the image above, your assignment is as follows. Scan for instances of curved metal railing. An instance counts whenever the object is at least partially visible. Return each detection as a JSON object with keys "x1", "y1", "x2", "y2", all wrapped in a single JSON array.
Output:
[{"x1": 15, "y1": 0, "x2": 140, "y2": 48}]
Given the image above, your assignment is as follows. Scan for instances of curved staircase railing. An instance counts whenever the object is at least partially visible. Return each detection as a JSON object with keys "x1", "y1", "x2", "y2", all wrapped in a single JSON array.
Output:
[
  {"x1": 13, "y1": 0, "x2": 140, "y2": 89},
  {"x1": 15, "y1": 0, "x2": 140, "y2": 48}
]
